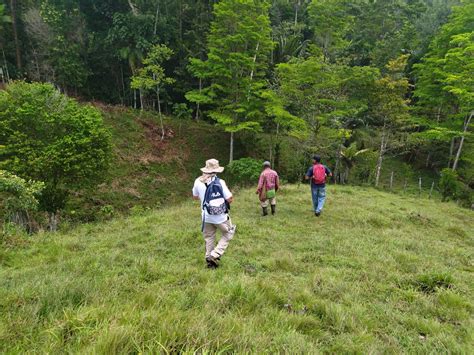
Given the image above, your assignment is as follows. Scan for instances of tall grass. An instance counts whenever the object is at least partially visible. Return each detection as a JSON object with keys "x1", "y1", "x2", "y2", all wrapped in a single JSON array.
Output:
[{"x1": 1, "y1": 185, "x2": 473, "y2": 353}]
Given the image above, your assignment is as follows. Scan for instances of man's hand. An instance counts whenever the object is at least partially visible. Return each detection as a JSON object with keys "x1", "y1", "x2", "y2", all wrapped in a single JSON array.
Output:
[
  {"x1": 226, "y1": 196, "x2": 234, "y2": 204},
  {"x1": 192, "y1": 195, "x2": 200, "y2": 200}
]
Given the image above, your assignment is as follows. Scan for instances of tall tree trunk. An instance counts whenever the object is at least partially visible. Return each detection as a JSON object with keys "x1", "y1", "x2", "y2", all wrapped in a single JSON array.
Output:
[
  {"x1": 452, "y1": 111, "x2": 473, "y2": 171},
  {"x1": 448, "y1": 136, "x2": 455, "y2": 168},
  {"x1": 153, "y1": 0, "x2": 160, "y2": 35},
  {"x1": 229, "y1": 131, "x2": 234, "y2": 164},
  {"x1": 249, "y1": 41, "x2": 260, "y2": 80},
  {"x1": 127, "y1": 0, "x2": 138, "y2": 15},
  {"x1": 375, "y1": 125, "x2": 387, "y2": 187},
  {"x1": 139, "y1": 89, "x2": 145, "y2": 111},
  {"x1": 344, "y1": 165, "x2": 350, "y2": 184},
  {"x1": 334, "y1": 142, "x2": 343, "y2": 184},
  {"x1": 270, "y1": 33, "x2": 274, "y2": 64},
  {"x1": 2, "y1": 48, "x2": 10, "y2": 82},
  {"x1": 10, "y1": 0, "x2": 22, "y2": 70},
  {"x1": 157, "y1": 86, "x2": 165, "y2": 141},
  {"x1": 178, "y1": 0, "x2": 183, "y2": 42},
  {"x1": 48, "y1": 212, "x2": 58, "y2": 232},
  {"x1": 120, "y1": 65, "x2": 126, "y2": 105},
  {"x1": 269, "y1": 133, "x2": 273, "y2": 165},
  {"x1": 195, "y1": 77, "x2": 202, "y2": 120},
  {"x1": 294, "y1": 0, "x2": 300, "y2": 29}
]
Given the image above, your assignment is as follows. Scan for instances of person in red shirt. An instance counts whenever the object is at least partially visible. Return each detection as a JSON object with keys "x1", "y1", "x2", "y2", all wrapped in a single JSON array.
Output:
[{"x1": 256, "y1": 161, "x2": 280, "y2": 216}]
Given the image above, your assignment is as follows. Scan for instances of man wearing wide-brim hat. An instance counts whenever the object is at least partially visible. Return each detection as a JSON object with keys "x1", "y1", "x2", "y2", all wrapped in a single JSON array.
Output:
[{"x1": 192, "y1": 159, "x2": 236, "y2": 269}]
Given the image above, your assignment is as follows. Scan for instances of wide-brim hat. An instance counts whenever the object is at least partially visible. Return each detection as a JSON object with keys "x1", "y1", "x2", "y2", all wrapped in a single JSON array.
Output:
[{"x1": 200, "y1": 159, "x2": 224, "y2": 173}]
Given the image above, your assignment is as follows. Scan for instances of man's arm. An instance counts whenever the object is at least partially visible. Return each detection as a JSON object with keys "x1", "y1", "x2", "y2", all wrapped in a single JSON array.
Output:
[
  {"x1": 325, "y1": 166, "x2": 333, "y2": 177},
  {"x1": 256, "y1": 173, "x2": 264, "y2": 194},
  {"x1": 304, "y1": 166, "x2": 312, "y2": 180},
  {"x1": 221, "y1": 180, "x2": 233, "y2": 204}
]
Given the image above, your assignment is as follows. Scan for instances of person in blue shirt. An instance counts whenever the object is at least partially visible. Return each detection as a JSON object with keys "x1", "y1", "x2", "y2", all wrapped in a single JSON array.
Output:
[{"x1": 305, "y1": 155, "x2": 332, "y2": 216}]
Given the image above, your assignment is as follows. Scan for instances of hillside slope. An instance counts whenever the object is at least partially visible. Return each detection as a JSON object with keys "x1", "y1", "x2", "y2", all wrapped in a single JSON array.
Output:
[
  {"x1": 1, "y1": 185, "x2": 473, "y2": 353},
  {"x1": 68, "y1": 106, "x2": 231, "y2": 220},
  {"x1": 65, "y1": 105, "x2": 447, "y2": 223}
]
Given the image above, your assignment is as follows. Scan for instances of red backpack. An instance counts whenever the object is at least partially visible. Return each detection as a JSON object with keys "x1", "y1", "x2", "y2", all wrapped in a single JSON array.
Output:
[{"x1": 312, "y1": 164, "x2": 326, "y2": 184}]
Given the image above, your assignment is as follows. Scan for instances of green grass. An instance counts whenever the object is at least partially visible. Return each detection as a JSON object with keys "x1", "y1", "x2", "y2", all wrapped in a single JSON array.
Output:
[{"x1": 1, "y1": 185, "x2": 473, "y2": 353}]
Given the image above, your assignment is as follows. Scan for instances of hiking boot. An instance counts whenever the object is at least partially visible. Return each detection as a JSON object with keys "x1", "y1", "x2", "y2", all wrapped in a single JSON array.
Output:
[
  {"x1": 271, "y1": 205, "x2": 276, "y2": 215},
  {"x1": 315, "y1": 211, "x2": 321, "y2": 217},
  {"x1": 262, "y1": 207, "x2": 268, "y2": 216},
  {"x1": 206, "y1": 256, "x2": 219, "y2": 268}
]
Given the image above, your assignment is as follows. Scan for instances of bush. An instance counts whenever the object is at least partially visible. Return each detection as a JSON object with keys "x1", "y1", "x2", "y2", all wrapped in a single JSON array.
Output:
[
  {"x1": 227, "y1": 158, "x2": 263, "y2": 186},
  {"x1": 0, "y1": 170, "x2": 44, "y2": 231},
  {"x1": 0, "y1": 82, "x2": 111, "y2": 222},
  {"x1": 172, "y1": 103, "x2": 193, "y2": 120},
  {"x1": 439, "y1": 168, "x2": 459, "y2": 202}
]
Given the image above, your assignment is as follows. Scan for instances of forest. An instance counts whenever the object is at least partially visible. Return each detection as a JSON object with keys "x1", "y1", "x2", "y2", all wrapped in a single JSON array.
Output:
[{"x1": 0, "y1": 0, "x2": 473, "y2": 229}]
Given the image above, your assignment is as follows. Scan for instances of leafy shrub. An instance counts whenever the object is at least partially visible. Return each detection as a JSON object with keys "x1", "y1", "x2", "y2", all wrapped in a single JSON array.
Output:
[
  {"x1": 172, "y1": 103, "x2": 193, "y2": 120},
  {"x1": 0, "y1": 170, "x2": 44, "y2": 231},
  {"x1": 455, "y1": 181, "x2": 473, "y2": 208},
  {"x1": 350, "y1": 150, "x2": 378, "y2": 184},
  {"x1": 98, "y1": 205, "x2": 115, "y2": 220},
  {"x1": 439, "y1": 168, "x2": 459, "y2": 201},
  {"x1": 227, "y1": 158, "x2": 263, "y2": 186},
  {"x1": 0, "y1": 82, "x2": 112, "y2": 220}
]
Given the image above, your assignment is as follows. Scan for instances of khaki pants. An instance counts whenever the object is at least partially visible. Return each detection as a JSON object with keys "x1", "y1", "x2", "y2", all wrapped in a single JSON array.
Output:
[
  {"x1": 203, "y1": 218, "x2": 236, "y2": 259},
  {"x1": 260, "y1": 197, "x2": 276, "y2": 208}
]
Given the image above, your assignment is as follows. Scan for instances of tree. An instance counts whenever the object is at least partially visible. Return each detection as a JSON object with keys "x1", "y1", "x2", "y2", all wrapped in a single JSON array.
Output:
[
  {"x1": 262, "y1": 85, "x2": 307, "y2": 165},
  {"x1": 307, "y1": 0, "x2": 353, "y2": 62},
  {"x1": 414, "y1": 3, "x2": 474, "y2": 172},
  {"x1": 371, "y1": 55, "x2": 410, "y2": 187},
  {"x1": 0, "y1": 82, "x2": 111, "y2": 230},
  {"x1": 187, "y1": 0, "x2": 273, "y2": 163},
  {"x1": 131, "y1": 44, "x2": 175, "y2": 140},
  {"x1": 443, "y1": 31, "x2": 473, "y2": 171},
  {"x1": 276, "y1": 54, "x2": 377, "y2": 140},
  {"x1": 106, "y1": 10, "x2": 154, "y2": 109}
]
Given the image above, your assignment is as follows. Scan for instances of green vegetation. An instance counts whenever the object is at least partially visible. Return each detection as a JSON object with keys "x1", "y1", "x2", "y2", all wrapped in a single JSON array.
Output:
[
  {"x1": 0, "y1": 82, "x2": 111, "y2": 228},
  {"x1": 1, "y1": 1, "x2": 472, "y2": 181},
  {"x1": 187, "y1": 0, "x2": 273, "y2": 163},
  {"x1": 1, "y1": 185, "x2": 472, "y2": 352},
  {"x1": 67, "y1": 105, "x2": 230, "y2": 221},
  {"x1": 0, "y1": 170, "x2": 43, "y2": 230}
]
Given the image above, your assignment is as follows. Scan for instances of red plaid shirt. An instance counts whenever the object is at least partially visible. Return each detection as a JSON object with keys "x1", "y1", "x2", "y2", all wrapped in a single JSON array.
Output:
[{"x1": 257, "y1": 168, "x2": 279, "y2": 192}]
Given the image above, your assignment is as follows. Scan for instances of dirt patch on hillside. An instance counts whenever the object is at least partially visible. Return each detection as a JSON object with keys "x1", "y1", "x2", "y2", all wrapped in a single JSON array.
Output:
[{"x1": 137, "y1": 119, "x2": 190, "y2": 165}]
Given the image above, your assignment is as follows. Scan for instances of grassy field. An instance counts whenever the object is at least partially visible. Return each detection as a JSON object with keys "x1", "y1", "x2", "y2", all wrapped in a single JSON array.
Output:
[{"x1": 1, "y1": 185, "x2": 473, "y2": 353}]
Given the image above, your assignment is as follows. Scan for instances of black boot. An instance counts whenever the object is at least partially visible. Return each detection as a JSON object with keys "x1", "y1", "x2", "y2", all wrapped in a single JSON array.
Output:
[
  {"x1": 271, "y1": 205, "x2": 276, "y2": 215},
  {"x1": 262, "y1": 207, "x2": 268, "y2": 216}
]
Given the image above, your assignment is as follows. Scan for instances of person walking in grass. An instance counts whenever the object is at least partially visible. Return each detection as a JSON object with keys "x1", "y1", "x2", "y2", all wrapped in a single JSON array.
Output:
[
  {"x1": 192, "y1": 159, "x2": 236, "y2": 269},
  {"x1": 256, "y1": 161, "x2": 280, "y2": 216},
  {"x1": 305, "y1": 155, "x2": 332, "y2": 217}
]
